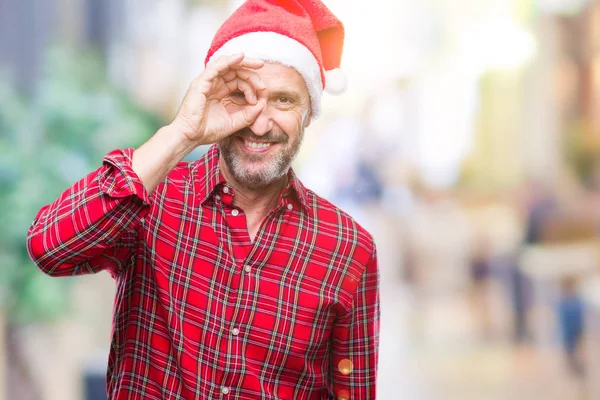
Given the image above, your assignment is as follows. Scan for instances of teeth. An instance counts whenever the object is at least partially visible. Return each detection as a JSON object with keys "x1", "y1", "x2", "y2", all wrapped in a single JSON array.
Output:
[{"x1": 245, "y1": 140, "x2": 271, "y2": 150}]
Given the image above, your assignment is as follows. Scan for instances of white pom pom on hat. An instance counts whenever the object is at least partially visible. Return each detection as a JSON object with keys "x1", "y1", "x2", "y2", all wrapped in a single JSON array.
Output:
[
  {"x1": 325, "y1": 68, "x2": 348, "y2": 94},
  {"x1": 205, "y1": 0, "x2": 347, "y2": 119}
]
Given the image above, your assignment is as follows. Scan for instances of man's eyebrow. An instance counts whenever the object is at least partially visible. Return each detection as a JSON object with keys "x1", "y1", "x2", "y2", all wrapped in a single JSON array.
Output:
[{"x1": 269, "y1": 89, "x2": 303, "y2": 101}]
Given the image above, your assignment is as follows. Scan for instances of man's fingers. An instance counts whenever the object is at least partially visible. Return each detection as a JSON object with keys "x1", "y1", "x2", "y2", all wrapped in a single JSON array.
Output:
[
  {"x1": 229, "y1": 102, "x2": 265, "y2": 132},
  {"x1": 211, "y1": 53, "x2": 263, "y2": 75},
  {"x1": 222, "y1": 68, "x2": 265, "y2": 98},
  {"x1": 199, "y1": 54, "x2": 263, "y2": 85},
  {"x1": 234, "y1": 69, "x2": 265, "y2": 91},
  {"x1": 194, "y1": 55, "x2": 265, "y2": 102},
  {"x1": 197, "y1": 54, "x2": 242, "y2": 84},
  {"x1": 224, "y1": 78, "x2": 257, "y2": 104},
  {"x1": 212, "y1": 53, "x2": 245, "y2": 74},
  {"x1": 222, "y1": 69, "x2": 265, "y2": 95},
  {"x1": 239, "y1": 57, "x2": 264, "y2": 70},
  {"x1": 219, "y1": 64, "x2": 265, "y2": 92},
  {"x1": 237, "y1": 80, "x2": 257, "y2": 104},
  {"x1": 221, "y1": 70, "x2": 236, "y2": 82}
]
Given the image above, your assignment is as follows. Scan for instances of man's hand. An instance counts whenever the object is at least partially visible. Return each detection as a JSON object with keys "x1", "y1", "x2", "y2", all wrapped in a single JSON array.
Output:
[
  {"x1": 132, "y1": 53, "x2": 266, "y2": 194},
  {"x1": 170, "y1": 53, "x2": 266, "y2": 146}
]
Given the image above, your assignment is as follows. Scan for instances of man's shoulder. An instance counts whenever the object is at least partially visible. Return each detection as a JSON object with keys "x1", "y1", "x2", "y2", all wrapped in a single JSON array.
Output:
[
  {"x1": 156, "y1": 149, "x2": 216, "y2": 193},
  {"x1": 161, "y1": 161, "x2": 197, "y2": 187},
  {"x1": 304, "y1": 189, "x2": 375, "y2": 254},
  {"x1": 172, "y1": 160, "x2": 197, "y2": 178}
]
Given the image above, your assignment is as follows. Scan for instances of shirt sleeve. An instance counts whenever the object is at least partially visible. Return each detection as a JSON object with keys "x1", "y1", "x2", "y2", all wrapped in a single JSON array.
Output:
[
  {"x1": 329, "y1": 242, "x2": 380, "y2": 399},
  {"x1": 26, "y1": 148, "x2": 151, "y2": 277}
]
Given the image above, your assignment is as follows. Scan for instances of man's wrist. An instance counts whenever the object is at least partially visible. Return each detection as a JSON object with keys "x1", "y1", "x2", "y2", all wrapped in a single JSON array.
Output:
[{"x1": 159, "y1": 124, "x2": 202, "y2": 157}]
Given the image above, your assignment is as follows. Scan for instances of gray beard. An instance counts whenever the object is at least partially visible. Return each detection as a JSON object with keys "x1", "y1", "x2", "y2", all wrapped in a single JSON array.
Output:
[
  {"x1": 225, "y1": 147, "x2": 289, "y2": 189},
  {"x1": 218, "y1": 133, "x2": 303, "y2": 190}
]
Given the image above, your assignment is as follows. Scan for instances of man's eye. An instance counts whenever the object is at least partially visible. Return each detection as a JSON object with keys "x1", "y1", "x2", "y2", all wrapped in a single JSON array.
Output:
[
  {"x1": 277, "y1": 97, "x2": 291, "y2": 104},
  {"x1": 229, "y1": 91, "x2": 247, "y2": 104}
]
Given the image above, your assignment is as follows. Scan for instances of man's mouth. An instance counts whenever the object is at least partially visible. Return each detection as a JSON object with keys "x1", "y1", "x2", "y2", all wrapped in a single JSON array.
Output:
[
  {"x1": 244, "y1": 139, "x2": 273, "y2": 150},
  {"x1": 235, "y1": 136, "x2": 282, "y2": 154}
]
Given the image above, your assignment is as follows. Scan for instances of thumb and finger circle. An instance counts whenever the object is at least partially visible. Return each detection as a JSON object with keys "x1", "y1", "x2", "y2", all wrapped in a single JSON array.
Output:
[
  {"x1": 228, "y1": 99, "x2": 265, "y2": 131},
  {"x1": 198, "y1": 60, "x2": 266, "y2": 103},
  {"x1": 178, "y1": 54, "x2": 267, "y2": 137},
  {"x1": 224, "y1": 78, "x2": 257, "y2": 104}
]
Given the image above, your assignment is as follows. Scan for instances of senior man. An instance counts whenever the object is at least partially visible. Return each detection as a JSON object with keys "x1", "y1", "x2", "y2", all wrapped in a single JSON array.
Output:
[{"x1": 27, "y1": 0, "x2": 379, "y2": 398}]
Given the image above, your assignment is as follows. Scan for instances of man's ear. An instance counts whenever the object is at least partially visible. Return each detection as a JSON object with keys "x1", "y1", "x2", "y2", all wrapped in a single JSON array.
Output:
[{"x1": 303, "y1": 111, "x2": 312, "y2": 128}]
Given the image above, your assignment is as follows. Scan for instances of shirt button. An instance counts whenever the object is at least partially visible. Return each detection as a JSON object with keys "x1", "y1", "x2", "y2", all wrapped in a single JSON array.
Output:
[
  {"x1": 215, "y1": 195, "x2": 221, "y2": 201},
  {"x1": 287, "y1": 203, "x2": 293, "y2": 210},
  {"x1": 221, "y1": 387, "x2": 230, "y2": 395},
  {"x1": 231, "y1": 209, "x2": 239, "y2": 216},
  {"x1": 244, "y1": 265, "x2": 251, "y2": 273},
  {"x1": 232, "y1": 328, "x2": 240, "y2": 336},
  {"x1": 223, "y1": 186, "x2": 230, "y2": 194}
]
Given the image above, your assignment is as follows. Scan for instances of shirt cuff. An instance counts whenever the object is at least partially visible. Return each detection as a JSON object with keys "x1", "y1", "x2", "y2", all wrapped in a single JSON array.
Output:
[{"x1": 99, "y1": 148, "x2": 150, "y2": 204}]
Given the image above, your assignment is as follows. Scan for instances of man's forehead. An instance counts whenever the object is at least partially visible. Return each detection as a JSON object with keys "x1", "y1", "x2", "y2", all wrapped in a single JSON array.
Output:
[{"x1": 258, "y1": 62, "x2": 309, "y2": 93}]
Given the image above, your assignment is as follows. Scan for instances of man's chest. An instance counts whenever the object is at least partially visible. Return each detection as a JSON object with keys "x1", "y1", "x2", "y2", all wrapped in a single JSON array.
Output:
[{"x1": 131, "y1": 198, "x2": 357, "y2": 364}]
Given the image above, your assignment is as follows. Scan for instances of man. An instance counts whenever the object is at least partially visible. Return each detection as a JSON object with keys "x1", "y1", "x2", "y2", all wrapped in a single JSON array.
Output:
[{"x1": 27, "y1": 0, "x2": 379, "y2": 399}]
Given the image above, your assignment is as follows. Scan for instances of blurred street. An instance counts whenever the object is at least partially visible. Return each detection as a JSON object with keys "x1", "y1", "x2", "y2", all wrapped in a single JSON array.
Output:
[
  {"x1": 378, "y1": 283, "x2": 583, "y2": 400},
  {"x1": 369, "y1": 204, "x2": 588, "y2": 400}
]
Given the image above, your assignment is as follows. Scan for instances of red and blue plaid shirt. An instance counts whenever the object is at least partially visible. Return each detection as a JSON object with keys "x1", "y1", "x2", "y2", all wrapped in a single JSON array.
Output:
[{"x1": 27, "y1": 145, "x2": 379, "y2": 399}]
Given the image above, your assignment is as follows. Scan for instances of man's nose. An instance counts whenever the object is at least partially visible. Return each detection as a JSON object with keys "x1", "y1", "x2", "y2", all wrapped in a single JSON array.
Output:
[{"x1": 248, "y1": 102, "x2": 273, "y2": 136}]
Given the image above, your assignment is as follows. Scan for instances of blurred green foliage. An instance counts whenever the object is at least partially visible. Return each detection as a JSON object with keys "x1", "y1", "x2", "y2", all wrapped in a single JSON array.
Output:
[{"x1": 0, "y1": 46, "x2": 163, "y2": 324}]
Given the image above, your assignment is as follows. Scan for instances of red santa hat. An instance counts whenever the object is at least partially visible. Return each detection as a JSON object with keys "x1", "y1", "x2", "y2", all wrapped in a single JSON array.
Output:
[{"x1": 205, "y1": 0, "x2": 347, "y2": 119}]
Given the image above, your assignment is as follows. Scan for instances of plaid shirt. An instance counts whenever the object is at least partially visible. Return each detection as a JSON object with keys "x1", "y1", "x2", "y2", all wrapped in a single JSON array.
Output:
[{"x1": 27, "y1": 145, "x2": 379, "y2": 399}]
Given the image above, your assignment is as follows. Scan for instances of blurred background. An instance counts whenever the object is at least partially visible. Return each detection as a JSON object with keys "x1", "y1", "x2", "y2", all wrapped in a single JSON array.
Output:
[{"x1": 3, "y1": 0, "x2": 600, "y2": 398}]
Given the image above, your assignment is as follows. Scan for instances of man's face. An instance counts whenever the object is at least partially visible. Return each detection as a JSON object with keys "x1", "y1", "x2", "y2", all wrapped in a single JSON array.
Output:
[{"x1": 218, "y1": 62, "x2": 312, "y2": 189}]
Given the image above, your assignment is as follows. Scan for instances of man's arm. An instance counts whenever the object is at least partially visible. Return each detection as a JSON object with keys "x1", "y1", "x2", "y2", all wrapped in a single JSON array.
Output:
[
  {"x1": 26, "y1": 53, "x2": 266, "y2": 277},
  {"x1": 27, "y1": 148, "x2": 154, "y2": 277},
  {"x1": 27, "y1": 125, "x2": 200, "y2": 277},
  {"x1": 329, "y1": 243, "x2": 380, "y2": 399}
]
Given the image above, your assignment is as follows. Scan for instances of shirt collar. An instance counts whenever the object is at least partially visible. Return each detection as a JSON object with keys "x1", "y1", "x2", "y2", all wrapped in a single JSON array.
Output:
[
  {"x1": 285, "y1": 168, "x2": 311, "y2": 212},
  {"x1": 191, "y1": 144, "x2": 311, "y2": 213}
]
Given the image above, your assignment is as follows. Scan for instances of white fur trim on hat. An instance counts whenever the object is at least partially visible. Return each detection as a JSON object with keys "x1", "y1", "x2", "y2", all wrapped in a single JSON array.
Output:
[{"x1": 207, "y1": 31, "x2": 324, "y2": 119}]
